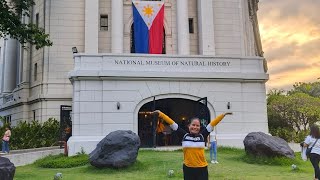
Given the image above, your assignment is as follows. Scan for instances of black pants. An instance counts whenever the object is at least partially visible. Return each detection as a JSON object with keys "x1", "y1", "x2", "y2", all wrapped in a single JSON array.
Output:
[
  {"x1": 183, "y1": 164, "x2": 208, "y2": 180},
  {"x1": 310, "y1": 153, "x2": 320, "y2": 179}
]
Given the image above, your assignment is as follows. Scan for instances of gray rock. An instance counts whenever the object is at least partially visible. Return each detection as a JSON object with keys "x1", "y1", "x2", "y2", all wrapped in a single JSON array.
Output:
[
  {"x1": 243, "y1": 132, "x2": 295, "y2": 158},
  {"x1": 89, "y1": 130, "x2": 140, "y2": 168},
  {"x1": 0, "y1": 157, "x2": 15, "y2": 180}
]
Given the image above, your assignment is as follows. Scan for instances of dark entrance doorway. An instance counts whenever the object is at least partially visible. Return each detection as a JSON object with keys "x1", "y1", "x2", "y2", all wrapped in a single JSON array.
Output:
[
  {"x1": 60, "y1": 105, "x2": 72, "y2": 147},
  {"x1": 138, "y1": 98, "x2": 210, "y2": 147}
]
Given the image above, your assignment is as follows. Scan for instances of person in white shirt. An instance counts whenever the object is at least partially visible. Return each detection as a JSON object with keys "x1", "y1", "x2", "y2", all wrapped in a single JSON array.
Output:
[
  {"x1": 208, "y1": 129, "x2": 218, "y2": 164},
  {"x1": 304, "y1": 125, "x2": 320, "y2": 180}
]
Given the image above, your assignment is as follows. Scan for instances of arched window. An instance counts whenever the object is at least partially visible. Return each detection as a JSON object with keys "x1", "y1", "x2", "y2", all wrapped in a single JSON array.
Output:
[{"x1": 130, "y1": 23, "x2": 166, "y2": 54}]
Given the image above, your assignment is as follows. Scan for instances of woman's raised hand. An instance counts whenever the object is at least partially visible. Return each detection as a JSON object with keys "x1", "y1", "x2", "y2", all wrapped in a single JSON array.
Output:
[{"x1": 152, "y1": 110, "x2": 161, "y2": 116}]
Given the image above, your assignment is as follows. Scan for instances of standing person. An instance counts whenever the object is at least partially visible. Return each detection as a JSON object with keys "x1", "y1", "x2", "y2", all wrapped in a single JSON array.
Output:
[
  {"x1": 63, "y1": 126, "x2": 72, "y2": 156},
  {"x1": 163, "y1": 124, "x2": 172, "y2": 146},
  {"x1": 208, "y1": 129, "x2": 218, "y2": 164},
  {"x1": 153, "y1": 110, "x2": 232, "y2": 180},
  {"x1": 304, "y1": 125, "x2": 320, "y2": 180},
  {"x1": 2, "y1": 127, "x2": 11, "y2": 154}
]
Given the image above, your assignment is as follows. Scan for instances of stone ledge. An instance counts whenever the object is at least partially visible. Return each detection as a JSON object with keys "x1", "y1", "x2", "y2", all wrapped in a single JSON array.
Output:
[{"x1": 0, "y1": 147, "x2": 64, "y2": 167}]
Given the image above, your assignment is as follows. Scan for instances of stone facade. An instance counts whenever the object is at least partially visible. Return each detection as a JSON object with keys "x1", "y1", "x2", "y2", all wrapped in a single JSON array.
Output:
[{"x1": 0, "y1": 0, "x2": 267, "y2": 155}]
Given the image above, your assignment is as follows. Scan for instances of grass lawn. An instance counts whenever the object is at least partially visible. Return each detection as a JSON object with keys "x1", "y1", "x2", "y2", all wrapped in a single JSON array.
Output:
[{"x1": 15, "y1": 147, "x2": 314, "y2": 180}]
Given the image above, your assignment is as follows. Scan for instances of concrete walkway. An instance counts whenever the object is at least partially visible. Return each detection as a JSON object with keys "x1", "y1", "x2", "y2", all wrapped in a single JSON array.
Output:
[
  {"x1": 141, "y1": 146, "x2": 183, "y2": 151},
  {"x1": 288, "y1": 143, "x2": 302, "y2": 152},
  {"x1": 0, "y1": 146, "x2": 63, "y2": 167}
]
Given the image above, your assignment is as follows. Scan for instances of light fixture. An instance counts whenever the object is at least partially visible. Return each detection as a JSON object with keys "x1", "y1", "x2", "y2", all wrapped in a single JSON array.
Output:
[
  {"x1": 227, "y1": 102, "x2": 231, "y2": 109},
  {"x1": 72, "y1": 47, "x2": 78, "y2": 54},
  {"x1": 116, "y1": 102, "x2": 120, "y2": 110}
]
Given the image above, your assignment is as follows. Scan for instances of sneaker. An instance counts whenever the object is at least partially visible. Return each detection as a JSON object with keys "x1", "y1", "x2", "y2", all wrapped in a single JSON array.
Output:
[
  {"x1": 211, "y1": 160, "x2": 215, "y2": 164},
  {"x1": 215, "y1": 161, "x2": 219, "y2": 164}
]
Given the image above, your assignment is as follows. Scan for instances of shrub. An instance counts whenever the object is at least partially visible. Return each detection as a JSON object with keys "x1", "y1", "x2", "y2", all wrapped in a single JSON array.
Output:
[
  {"x1": 269, "y1": 128, "x2": 309, "y2": 143},
  {"x1": 34, "y1": 154, "x2": 89, "y2": 168},
  {"x1": 294, "y1": 130, "x2": 309, "y2": 143},
  {"x1": 269, "y1": 127, "x2": 295, "y2": 142},
  {"x1": 0, "y1": 118, "x2": 60, "y2": 150}
]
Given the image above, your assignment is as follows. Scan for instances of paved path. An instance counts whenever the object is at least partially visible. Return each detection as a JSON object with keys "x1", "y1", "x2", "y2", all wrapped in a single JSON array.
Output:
[
  {"x1": 288, "y1": 143, "x2": 301, "y2": 152},
  {"x1": 0, "y1": 146, "x2": 63, "y2": 167}
]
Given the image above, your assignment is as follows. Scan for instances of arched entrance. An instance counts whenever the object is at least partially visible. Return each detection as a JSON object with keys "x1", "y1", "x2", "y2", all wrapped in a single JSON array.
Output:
[{"x1": 138, "y1": 98, "x2": 210, "y2": 147}]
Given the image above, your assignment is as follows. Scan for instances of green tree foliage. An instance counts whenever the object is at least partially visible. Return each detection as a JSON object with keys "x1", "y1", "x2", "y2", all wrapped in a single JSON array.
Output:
[
  {"x1": 0, "y1": 0, "x2": 52, "y2": 49},
  {"x1": 0, "y1": 118, "x2": 60, "y2": 150},
  {"x1": 288, "y1": 80, "x2": 320, "y2": 98},
  {"x1": 268, "y1": 91, "x2": 320, "y2": 142},
  {"x1": 267, "y1": 89, "x2": 285, "y2": 104}
]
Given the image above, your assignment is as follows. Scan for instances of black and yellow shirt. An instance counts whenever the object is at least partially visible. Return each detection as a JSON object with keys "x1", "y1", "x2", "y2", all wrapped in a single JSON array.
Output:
[
  {"x1": 172, "y1": 124, "x2": 210, "y2": 168},
  {"x1": 157, "y1": 111, "x2": 226, "y2": 168}
]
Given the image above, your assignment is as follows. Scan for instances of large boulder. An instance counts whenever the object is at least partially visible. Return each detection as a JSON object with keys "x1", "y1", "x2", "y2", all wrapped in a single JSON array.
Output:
[
  {"x1": 243, "y1": 132, "x2": 295, "y2": 158},
  {"x1": 0, "y1": 157, "x2": 15, "y2": 180},
  {"x1": 89, "y1": 130, "x2": 140, "y2": 168}
]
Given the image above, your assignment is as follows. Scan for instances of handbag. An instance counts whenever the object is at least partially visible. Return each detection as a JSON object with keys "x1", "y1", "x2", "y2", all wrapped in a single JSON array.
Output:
[
  {"x1": 2, "y1": 136, "x2": 9, "y2": 142},
  {"x1": 306, "y1": 139, "x2": 318, "y2": 158}
]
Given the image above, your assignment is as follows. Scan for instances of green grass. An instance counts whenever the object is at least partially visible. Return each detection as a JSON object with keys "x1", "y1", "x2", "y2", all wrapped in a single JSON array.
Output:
[
  {"x1": 15, "y1": 147, "x2": 314, "y2": 180},
  {"x1": 34, "y1": 154, "x2": 89, "y2": 168}
]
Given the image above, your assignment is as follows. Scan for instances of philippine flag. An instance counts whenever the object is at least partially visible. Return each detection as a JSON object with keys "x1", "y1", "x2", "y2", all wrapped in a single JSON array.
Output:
[{"x1": 132, "y1": 0, "x2": 164, "y2": 54}]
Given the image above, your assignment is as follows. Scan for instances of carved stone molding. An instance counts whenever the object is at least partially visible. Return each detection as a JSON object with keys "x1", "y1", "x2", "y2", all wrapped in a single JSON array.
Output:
[{"x1": 248, "y1": 0, "x2": 263, "y2": 57}]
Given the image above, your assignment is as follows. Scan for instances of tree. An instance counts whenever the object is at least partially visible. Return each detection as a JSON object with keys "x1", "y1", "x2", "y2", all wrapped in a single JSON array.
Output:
[
  {"x1": 267, "y1": 89, "x2": 285, "y2": 105},
  {"x1": 267, "y1": 92, "x2": 295, "y2": 141},
  {"x1": 268, "y1": 92, "x2": 320, "y2": 142},
  {"x1": 288, "y1": 80, "x2": 320, "y2": 98},
  {"x1": 0, "y1": 0, "x2": 52, "y2": 49}
]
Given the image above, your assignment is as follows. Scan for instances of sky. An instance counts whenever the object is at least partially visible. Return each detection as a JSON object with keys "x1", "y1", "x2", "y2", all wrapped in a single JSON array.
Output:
[{"x1": 258, "y1": 0, "x2": 320, "y2": 92}]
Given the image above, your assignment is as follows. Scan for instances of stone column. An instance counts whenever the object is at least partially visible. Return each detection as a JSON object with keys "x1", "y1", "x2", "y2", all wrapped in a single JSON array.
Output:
[
  {"x1": 111, "y1": 0, "x2": 123, "y2": 53},
  {"x1": 85, "y1": 0, "x2": 99, "y2": 53},
  {"x1": 197, "y1": 0, "x2": 215, "y2": 55},
  {"x1": 176, "y1": 0, "x2": 190, "y2": 55},
  {"x1": 2, "y1": 38, "x2": 17, "y2": 93}
]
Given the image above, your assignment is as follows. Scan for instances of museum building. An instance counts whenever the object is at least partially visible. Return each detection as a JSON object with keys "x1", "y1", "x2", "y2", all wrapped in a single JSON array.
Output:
[{"x1": 0, "y1": 0, "x2": 268, "y2": 155}]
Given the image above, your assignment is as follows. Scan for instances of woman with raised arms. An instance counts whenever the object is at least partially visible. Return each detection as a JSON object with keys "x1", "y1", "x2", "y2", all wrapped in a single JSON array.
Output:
[{"x1": 152, "y1": 110, "x2": 232, "y2": 180}]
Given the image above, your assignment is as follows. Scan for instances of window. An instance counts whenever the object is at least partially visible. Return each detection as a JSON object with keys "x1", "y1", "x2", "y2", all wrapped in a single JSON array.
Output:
[
  {"x1": 36, "y1": 13, "x2": 39, "y2": 28},
  {"x1": 33, "y1": 110, "x2": 36, "y2": 121},
  {"x1": 34, "y1": 63, "x2": 37, "y2": 81},
  {"x1": 4, "y1": 115, "x2": 11, "y2": 124},
  {"x1": 100, "y1": 15, "x2": 108, "y2": 31},
  {"x1": 130, "y1": 24, "x2": 166, "y2": 54},
  {"x1": 130, "y1": 25, "x2": 135, "y2": 53},
  {"x1": 188, "y1": 18, "x2": 194, "y2": 34}
]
